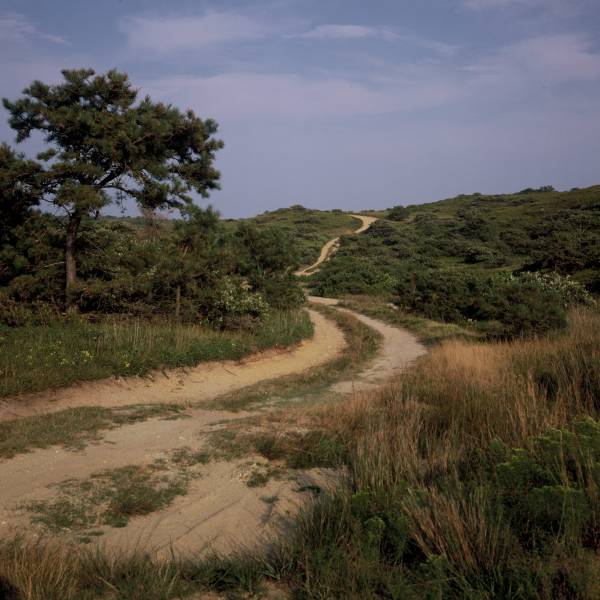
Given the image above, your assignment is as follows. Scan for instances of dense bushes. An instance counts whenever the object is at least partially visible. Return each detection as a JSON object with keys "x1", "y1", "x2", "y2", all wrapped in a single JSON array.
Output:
[
  {"x1": 493, "y1": 418, "x2": 600, "y2": 547},
  {"x1": 310, "y1": 186, "x2": 600, "y2": 338},
  {"x1": 386, "y1": 205, "x2": 409, "y2": 221},
  {"x1": 0, "y1": 207, "x2": 304, "y2": 329},
  {"x1": 394, "y1": 269, "x2": 574, "y2": 337}
]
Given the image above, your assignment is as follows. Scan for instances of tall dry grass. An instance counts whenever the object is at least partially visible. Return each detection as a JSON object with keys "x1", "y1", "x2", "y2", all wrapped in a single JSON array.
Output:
[
  {"x1": 1, "y1": 309, "x2": 599, "y2": 598},
  {"x1": 283, "y1": 308, "x2": 600, "y2": 597}
]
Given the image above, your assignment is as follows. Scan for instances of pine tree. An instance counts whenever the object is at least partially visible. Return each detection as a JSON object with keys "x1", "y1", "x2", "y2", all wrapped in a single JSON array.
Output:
[{"x1": 3, "y1": 68, "x2": 223, "y2": 304}]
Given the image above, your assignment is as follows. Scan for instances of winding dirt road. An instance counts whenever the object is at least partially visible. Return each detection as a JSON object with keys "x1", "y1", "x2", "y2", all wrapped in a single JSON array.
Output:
[
  {"x1": 294, "y1": 213, "x2": 377, "y2": 276},
  {"x1": 0, "y1": 309, "x2": 345, "y2": 422},
  {"x1": 0, "y1": 211, "x2": 428, "y2": 559}
]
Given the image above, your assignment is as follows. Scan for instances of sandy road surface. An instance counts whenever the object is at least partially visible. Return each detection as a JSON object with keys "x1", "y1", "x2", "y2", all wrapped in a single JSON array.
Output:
[
  {"x1": 0, "y1": 303, "x2": 347, "y2": 554},
  {"x1": 294, "y1": 214, "x2": 377, "y2": 276},
  {"x1": 308, "y1": 297, "x2": 426, "y2": 392},
  {"x1": 0, "y1": 309, "x2": 345, "y2": 422},
  {"x1": 0, "y1": 302, "x2": 425, "y2": 557},
  {"x1": 0, "y1": 211, "x2": 431, "y2": 559}
]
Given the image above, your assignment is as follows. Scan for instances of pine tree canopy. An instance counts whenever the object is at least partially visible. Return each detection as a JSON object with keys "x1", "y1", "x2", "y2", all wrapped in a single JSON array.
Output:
[{"x1": 3, "y1": 68, "x2": 224, "y2": 216}]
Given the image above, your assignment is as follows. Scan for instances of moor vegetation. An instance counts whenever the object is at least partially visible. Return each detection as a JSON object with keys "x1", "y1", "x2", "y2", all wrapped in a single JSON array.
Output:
[
  {"x1": 311, "y1": 186, "x2": 599, "y2": 338},
  {"x1": 241, "y1": 205, "x2": 359, "y2": 266},
  {"x1": 1, "y1": 309, "x2": 598, "y2": 599}
]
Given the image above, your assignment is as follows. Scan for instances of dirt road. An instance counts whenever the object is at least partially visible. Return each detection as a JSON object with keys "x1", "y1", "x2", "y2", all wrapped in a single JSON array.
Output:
[
  {"x1": 0, "y1": 309, "x2": 345, "y2": 422},
  {"x1": 0, "y1": 211, "x2": 431, "y2": 559},
  {"x1": 309, "y1": 297, "x2": 426, "y2": 393},
  {"x1": 294, "y1": 214, "x2": 377, "y2": 276}
]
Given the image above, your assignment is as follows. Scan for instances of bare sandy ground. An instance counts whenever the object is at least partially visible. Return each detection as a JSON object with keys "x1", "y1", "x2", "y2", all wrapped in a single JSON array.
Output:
[
  {"x1": 0, "y1": 303, "x2": 425, "y2": 558},
  {"x1": 294, "y1": 214, "x2": 377, "y2": 276},
  {"x1": 0, "y1": 407, "x2": 338, "y2": 558},
  {"x1": 0, "y1": 309, "x2": 345, "y2": 422}
]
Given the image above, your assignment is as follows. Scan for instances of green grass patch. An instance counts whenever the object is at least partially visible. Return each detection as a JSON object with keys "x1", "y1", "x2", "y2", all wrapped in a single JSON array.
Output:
[
  {"x1": 0, "y1": 404, "x2": 186, "y2": 459},
  {"x1": 23, "y1": 449, "x2": 209, "y2": 535},
  {"x1": 0, "y1": 309, "x2": 313, "y2": 397}
]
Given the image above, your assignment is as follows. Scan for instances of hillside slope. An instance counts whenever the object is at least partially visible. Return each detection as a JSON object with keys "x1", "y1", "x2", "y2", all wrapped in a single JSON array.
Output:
[
  {"x1": 236, "y1": 205, "x2": 359, "y2": 266},
  {"x1": 309, "y1": 185, "x2": 599, "y2": 335}
]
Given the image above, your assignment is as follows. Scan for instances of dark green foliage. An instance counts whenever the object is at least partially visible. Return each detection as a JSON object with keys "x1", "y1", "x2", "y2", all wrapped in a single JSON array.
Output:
[
  {"x1": 233, "y1": 221, "x2": 304, "y2": 310},
  {"x1": 245, "y1": 205, "x2": 359, "y2": 265},
  {"x1": 0, "y1": 143, "x2": 41, "y2": 246},
  {"x1": 311, "y1": 186, "x2": 600, "y2": 337},
  {"x1": 0, "y1": 204, "x2": 304, "y2": 327},
  {"x1": 3, "y1": 68, "x2": 223, "y2": 301},
  {"x1": 386, "y1": 205, "x2": 409, "y2": 221},
  {"x1": 394, "y1": 269, "x2": 568, "y2": 337},
  {"x1": 493, "y1": 418, "x2": 600, "y2": 547}
]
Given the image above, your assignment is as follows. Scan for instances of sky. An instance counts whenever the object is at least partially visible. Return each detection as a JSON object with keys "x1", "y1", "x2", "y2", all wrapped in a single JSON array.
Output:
[{"x1": 1, "y1": 0, "x2": 600, "y2": 218}]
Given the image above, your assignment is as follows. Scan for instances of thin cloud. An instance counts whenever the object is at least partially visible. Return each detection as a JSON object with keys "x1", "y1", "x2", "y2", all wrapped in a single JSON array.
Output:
[
  {"x1": 119, "y1": 12, "x2": 270, "y2": 53},
  {"x1": 463, "y1": 0, "x2": 531, "y2": 8},
  {"x1": 461, "y1": 0, "x2": 584, "y2": 12},
  {"x1": 0, "y1": 12, "x2": 68, "y2": 45},
  {"x1": 143, "y1": 71, "x2": 464, "y2": 122},
  {"x1": 294, "y1": 24, "x2": 457, "y2": 56},
  {"x1": 469, "y1": 33, "x2": 600, "y2": 85},
  {"x1": 296, "y1": 24, "x2": 398, "y2": 41}
]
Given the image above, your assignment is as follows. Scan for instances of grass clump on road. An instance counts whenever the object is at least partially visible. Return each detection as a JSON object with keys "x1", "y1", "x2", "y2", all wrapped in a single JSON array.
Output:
[
  {"x1": 0, "y1": 309, "x2": 313, "y2": 397},
  {"x1": 24, "y1": 457, "x2": 201, "y2": 536},
  {"x1": 0, "y1": 404, "x2": 185, "y2": 459}
]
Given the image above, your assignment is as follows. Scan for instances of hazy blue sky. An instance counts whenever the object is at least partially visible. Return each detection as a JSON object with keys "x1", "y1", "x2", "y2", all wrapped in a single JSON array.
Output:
[{"x1": 2, "y1": 0, "x2": 600, "y2": 217}]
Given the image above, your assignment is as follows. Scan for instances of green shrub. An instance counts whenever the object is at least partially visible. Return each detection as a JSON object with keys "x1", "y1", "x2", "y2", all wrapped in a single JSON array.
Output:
[
  {"x1": 394, "y1": 269, "x2": 568, "y2": 337},
  {"x1": 387, "y1": 205, "x2": 409, "y2": 221},
  {"x1": 201, "y1": 277, "x2": 269, "y2": 329},
  {"x1": 494, "y1": 418, "x2": 600, "y2": 546}
]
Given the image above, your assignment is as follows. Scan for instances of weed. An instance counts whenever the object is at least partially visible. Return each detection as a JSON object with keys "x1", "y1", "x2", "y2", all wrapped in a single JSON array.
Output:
[
  {"x1": 260, "y1": 495, "x2": 279, "y2": 505},
  {"x1": 22, "y1": 447, "x2": 210, "y2": 535}
]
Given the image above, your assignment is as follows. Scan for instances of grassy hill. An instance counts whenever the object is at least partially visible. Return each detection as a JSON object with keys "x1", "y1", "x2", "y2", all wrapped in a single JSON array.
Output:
[
  {"x1": 309, "y1": 185, "x2": 599, "y2": 336},
  {"x1": 231, "y1": 205, "x2": 359, "y2": 267}
]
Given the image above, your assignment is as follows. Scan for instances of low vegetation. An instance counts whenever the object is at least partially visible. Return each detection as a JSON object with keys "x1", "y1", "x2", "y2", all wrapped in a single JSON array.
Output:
[
  {"x1": 24, "y1": 452, "x2": 209, "y2": 538},
  {"x1": 240, "y1": 205, "x2": 359, "y2": 266},
  {"x1": 0, "y1": 309, "x2": 313, "y2": 396},
  {"x1": 276, "y1": 308, "x2": 600, "y2": 598},
  {"x1": 311, "y1": 186, "x2": 599, "y2": 338},
  {"x1": 0, "y1": 404, "x2": 185, "y2": 459},
  {"x1": 2, "y1": 309, "x2": 598, "y2": 598}
]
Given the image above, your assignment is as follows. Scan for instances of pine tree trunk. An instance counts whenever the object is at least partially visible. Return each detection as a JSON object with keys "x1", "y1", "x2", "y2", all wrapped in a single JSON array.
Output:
[
  {"x1": 65, "y1": 213, "x2": 82, "y2": 306},
  {"x1": 175, "y1": 285, "x2": 181, "y2": 321}
]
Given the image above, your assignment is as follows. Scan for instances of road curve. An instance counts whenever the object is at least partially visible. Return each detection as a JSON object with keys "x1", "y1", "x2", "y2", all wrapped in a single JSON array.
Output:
[
  {"x1": 0, "y1": 309, "x2": 346, "y2": 421},
  {"x1": 294, "y1": 214, "x2": 377, "y2": 276}
]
